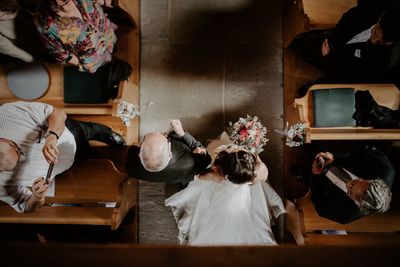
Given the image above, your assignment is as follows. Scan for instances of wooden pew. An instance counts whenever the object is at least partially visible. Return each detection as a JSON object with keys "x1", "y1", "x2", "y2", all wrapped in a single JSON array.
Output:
[
  {"x1": 283, "y1": 1, "x2": 400, "y2": 246},
  {"x1": 0, "y1": 159, "x2": 138, "y2": 231},
  {"x1": 1, "y1": 242, "x2": 400, "y2": 267},
  {"x1": 296, "y1": 191, "x2": 400, "y2": 233},
  {"x1": 0, "y1": 2, "x2": 140, "y2": 233},
  {"x1": 295, "y1": 188, "x2": 400, "y2": 245},
  {"x1": 284, "y1": 0, "x2": 356, "y2": 47},
  {"x1": 292, "y1": 84, "x2": 400, "y2": 142},
  {"x1": 0, "y1": 0, "x2": 140, "y2": 145},
  {"x1": 302, "y1": 0, "x2": 356, "y2": 29}
]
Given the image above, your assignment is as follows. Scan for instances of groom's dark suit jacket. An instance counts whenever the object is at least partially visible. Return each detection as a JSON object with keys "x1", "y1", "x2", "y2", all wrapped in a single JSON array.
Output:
[
  {"x1": 323, "y1": 2, "x2": 400, "y2": 85},
  {"x1": 126, "y1": 132, "x2": 211, "y2": 183}
]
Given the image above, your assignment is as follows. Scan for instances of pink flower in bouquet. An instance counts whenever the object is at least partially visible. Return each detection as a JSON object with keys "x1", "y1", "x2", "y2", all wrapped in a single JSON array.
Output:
[{"x1": 239, "y1": 127, "x2": 249, "y2": 138}]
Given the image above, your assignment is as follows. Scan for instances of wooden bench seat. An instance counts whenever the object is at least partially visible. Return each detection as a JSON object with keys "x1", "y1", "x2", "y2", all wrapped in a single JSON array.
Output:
[
  {"x1": 295, "y1": 191, "x2": 400, "y2": 245},
  {"x1": 292, "y1": 84, "x2": 400, "y2": 142},
  {"x1": 306, "y1": 233, "x2": 400, "y2": 246},
  {"x1": 296, "y1": 192, "x2": 400, "y2": 233},
  {"x1": 0, "y1": 206, "x2": 117, "y2": 226},
  {"x1": 0, "y1": 159, "x2": 138, "y2": 230}
]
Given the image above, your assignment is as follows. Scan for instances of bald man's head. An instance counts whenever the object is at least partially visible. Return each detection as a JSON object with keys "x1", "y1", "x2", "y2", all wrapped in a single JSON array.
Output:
[{"x1": 139, "y1": 133, "x2": 171, "y2": 172}]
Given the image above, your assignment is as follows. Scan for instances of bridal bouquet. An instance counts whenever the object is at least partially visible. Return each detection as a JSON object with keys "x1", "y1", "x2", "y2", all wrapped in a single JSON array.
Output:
[{"x1": 228, "y1": 115, "x2": 268, "y2": 154}]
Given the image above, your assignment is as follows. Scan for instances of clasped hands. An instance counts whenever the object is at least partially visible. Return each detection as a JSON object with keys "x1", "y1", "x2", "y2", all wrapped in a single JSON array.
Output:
[{"x1": 312, "y1": 152, "x2": 334, "y2": 175}]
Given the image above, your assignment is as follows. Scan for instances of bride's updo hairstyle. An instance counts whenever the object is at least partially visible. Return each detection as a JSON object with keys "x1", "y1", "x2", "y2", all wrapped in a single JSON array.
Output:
[{"x1": 214, "y1": 150, "x2": 256, "y2": 184}]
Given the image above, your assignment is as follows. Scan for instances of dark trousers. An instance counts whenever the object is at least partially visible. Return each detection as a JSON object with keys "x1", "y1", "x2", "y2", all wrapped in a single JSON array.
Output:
[{"x1": 65, "y1": 118, "x2": 113, "y2": 157}]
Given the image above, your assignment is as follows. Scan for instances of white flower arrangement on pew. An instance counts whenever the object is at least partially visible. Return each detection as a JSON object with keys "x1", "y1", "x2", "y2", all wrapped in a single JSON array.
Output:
[
  {"x1": 116, "y1": 99, "x2": 140, "y2": 126},
  {"x1": 285, "y1": 121, "x2": 306, "y2": 147}
]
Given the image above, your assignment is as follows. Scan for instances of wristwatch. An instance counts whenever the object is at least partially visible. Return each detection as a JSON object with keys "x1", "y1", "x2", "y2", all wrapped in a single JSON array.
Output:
[{"x1": 45, "y1": 130, "x2": 59, "y2": 140}]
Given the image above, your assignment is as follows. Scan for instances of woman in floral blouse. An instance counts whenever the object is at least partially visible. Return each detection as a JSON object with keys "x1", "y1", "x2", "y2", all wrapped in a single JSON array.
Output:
[{"x1": 35, "y1": 0, "x2": 117, "y2": 73}]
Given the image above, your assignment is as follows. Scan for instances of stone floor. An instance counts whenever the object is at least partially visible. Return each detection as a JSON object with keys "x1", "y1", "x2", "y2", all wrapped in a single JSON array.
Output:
[{"x1": 139, "y1": 0, "x2": 283, "y2": 243}]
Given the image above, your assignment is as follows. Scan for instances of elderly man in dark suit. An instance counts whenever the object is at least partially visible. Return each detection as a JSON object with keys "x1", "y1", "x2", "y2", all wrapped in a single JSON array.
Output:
[
  {"x1": 310, "y1": 146, "x2": 395, "y2": 224},
  {"x1": 126, "y1": 120, "x2": 211, "y2": 184}
]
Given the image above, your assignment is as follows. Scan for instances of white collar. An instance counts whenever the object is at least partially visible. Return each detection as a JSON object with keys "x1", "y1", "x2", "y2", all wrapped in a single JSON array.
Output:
[{"x1": 347, "y1": 26, "x2": 374, "y2": 44}]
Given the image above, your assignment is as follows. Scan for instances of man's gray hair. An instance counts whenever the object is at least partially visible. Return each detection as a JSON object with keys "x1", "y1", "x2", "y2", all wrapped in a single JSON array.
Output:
[{"x1": 359, "y1": 178, "x2": 392, "y2": 215}]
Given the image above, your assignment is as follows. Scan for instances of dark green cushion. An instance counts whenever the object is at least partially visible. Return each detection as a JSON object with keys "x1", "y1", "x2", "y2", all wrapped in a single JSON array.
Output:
[
  {"x1": 312, "y1": 88, "x2": 356, "y2": 127},
  {"x1": 64, "y1": 66, "x2": 109, "y2": 104}
]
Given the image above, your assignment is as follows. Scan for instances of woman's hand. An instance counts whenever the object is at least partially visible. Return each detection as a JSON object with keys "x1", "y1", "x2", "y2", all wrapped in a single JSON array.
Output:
[
  {"x1": 98, "y1": 0, "x2": 114, "y2": 8},
  {"x1": 66, "y1": 54, "x2": 79, "y2": 66}
]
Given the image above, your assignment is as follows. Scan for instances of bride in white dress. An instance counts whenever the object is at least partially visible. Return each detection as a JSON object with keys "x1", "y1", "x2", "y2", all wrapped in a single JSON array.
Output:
[{"x1": 165, "y1": 145, "x2": 285, "y2": 245}]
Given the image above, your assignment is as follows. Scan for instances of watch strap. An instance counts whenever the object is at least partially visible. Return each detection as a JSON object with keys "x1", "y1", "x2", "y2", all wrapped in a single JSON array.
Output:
[{"x1": 46, "y1": 130, "x2": 59, "y2": 140}]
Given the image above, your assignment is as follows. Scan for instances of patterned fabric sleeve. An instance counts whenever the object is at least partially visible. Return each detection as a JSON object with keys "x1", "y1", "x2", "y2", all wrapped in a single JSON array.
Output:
[
  {"x1": 34, "y1": 15, "x2": 72, "y2": 63},
  {"x1": 79, "y1": 47, "x2": 112, "y2": 73},
  {"x1": 42, "y1": 34, "x2": 71, "y2": 63},
  {"x1": 35, "y1": 0, "x2": 116, "y2": 72}
]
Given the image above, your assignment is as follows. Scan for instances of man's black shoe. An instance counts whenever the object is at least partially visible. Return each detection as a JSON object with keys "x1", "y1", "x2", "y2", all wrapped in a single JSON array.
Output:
[{"x1": 109, "y1": 132, "x2": 127, "y2": 147}]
